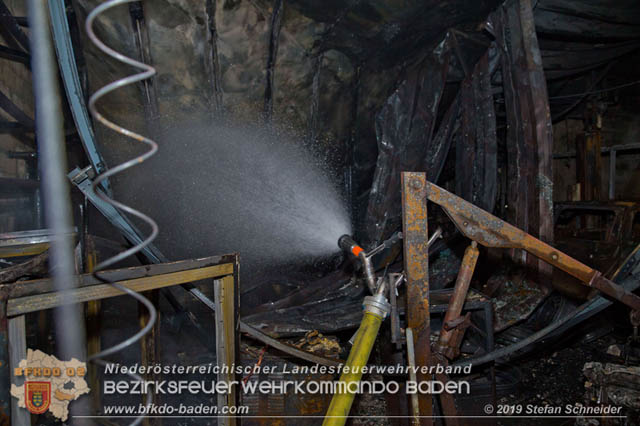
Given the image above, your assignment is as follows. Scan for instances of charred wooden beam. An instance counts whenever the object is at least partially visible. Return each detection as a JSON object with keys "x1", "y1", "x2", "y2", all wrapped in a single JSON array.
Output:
[
  {"x1": 0, "y1": 0, "x2": 30, "y2": 53},
  {"x1": 204, "y1": 0, "x2": 223, "y2": 115},
  {"x1": 0, "y1": 44, "x2": 29, "y2": 66},
  {"x1": 455, "y1": 51, "x2": 498, "y2": 212},
  {"x1": 0, "y1": 251, "x2": 48, "y2": 284},
  {"x1": 535, "y1": 7, "x2": 640, "y2": 41},
  {"x1": 263, "y1": 0, "x2": 284, "y2": 122},
  {"x1": 536, "y1": 0, "x2": 639, "y2": 25},
  {"x1": 0, "y1": 89, "x2": 34, "y2": 128},
  {"x1": 0, "y1": 120, "x2": 33, "y2": 134},
  {"x1": 495, "y1": 0, "x2": 554, "y2": 280}
]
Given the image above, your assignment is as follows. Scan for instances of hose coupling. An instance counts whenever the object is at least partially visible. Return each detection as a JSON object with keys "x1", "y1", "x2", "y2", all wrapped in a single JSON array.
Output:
[{"x1": 363, "y1": 293, "x2": 391, "y2": 319}]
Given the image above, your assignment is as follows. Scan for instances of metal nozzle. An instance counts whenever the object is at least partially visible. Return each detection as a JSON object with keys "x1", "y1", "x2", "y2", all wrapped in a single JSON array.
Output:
[
  {"x1": 338, "y1": 235, "x2": 378, "y2": 294},
  {"x1": 338, "y1": 234, "x2": 364, "y2": 258}
]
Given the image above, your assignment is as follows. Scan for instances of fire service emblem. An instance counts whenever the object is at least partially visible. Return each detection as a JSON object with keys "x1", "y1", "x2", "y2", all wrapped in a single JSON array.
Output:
[{"x1": 25, "y1": 381, "x2": 51, "y2": 415}]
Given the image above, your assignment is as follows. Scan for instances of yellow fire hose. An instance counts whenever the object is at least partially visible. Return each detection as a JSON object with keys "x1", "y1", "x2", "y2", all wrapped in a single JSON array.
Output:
[{"x1": 323, "y1": 292, "x2": 390, "y2": 426}]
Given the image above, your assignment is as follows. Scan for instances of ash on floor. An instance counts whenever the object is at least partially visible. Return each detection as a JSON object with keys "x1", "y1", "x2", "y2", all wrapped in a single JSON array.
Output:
[
  {"x1": 351, "y1": 373, "x2": 390, "y2": 426},
  {"x1": 497, "y1": 332, "x2": 634, "y2": 426}
]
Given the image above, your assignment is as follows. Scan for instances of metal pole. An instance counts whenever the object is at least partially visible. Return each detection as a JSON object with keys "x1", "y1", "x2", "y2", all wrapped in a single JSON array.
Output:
[
  {"x1": 28, "y1": 0, "x2": 85, "y2": 360},
  {"x1": 401, "y1": 172, "x2": 433, "y2": 425}
]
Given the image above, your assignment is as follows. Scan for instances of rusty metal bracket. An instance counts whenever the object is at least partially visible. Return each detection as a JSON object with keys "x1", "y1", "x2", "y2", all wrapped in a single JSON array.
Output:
[{"x1": 423, "y1": 179, "x2": 640, "y2": 312}]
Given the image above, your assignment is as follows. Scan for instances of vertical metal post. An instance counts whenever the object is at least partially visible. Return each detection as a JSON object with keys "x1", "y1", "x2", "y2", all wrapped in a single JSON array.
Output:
[
  {"x1": 401, "y1": 172, "x2": 433, "y2": 424},
  {"x1": 28, "y1": 0, "x2": 85, "y2": 360},
  {"x1": 609, "y1": 149, "x2": 617, "y2": 200},
  {"x1": 214, "y1": 275, "x2": 237, "y2": 426},
  {"x1": 8, "y1": 315, "x2": 28, "y2": 426},
  {"x1": 28, "y1": 1, "x2": 88, "y2": 421},
  {"x1": 405, "y1": 328, "x2": 420, "y2": 426}
]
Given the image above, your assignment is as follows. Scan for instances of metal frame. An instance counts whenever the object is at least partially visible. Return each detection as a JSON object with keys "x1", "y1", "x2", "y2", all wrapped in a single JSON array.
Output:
[
  {"x1": 400, "y1": 171, "x2": 640, "y2": 422},
  {"x1": 68, "y1": 166, "x2": 164, "y2": 263},
  {"x1": 0, "y1": 228, "x2": 76, "y2": 258},
  {"x1": 421, "y1": 177, "x2": 640, "y2": 312},
  {"x1": 2, "y1": 254, "x2": 239, "y2": 426},
  {"x1": 49, "y1": 0, "x2": 111, "y2": 195}
]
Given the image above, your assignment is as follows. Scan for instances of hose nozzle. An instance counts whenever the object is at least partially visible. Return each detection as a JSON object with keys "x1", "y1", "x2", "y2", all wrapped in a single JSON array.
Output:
[
  {"x1": 338, "y1": 234, "x2": 378, "y2": 294},
  {"x1": 338, "y1": 234, "x2": 365, "y2": 258}
]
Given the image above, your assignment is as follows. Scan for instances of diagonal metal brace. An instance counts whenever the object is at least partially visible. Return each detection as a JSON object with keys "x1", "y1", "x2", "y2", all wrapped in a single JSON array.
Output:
[
  {"x1": 50, "y1": 0, "x2": 111, "y2": 196},
  {"x1": 422, "y1": 179, "x2": 640, "y2": 312}
]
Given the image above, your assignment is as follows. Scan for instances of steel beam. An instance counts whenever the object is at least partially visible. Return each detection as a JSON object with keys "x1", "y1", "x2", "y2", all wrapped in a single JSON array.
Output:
[
  {"x1": 401, "y1": 172, "x2": 433, "y2": 424},
  {"x1": 49, "y1": 0, "x2": 111, "y2": 195}
]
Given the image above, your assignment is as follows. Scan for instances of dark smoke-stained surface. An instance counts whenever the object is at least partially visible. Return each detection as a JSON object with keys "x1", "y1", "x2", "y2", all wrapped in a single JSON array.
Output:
[
  {"x1": 364, "y1": 40, "x2": 450, "y2": 245},
  {"x1": 69, "y1": 0, "x2": 640, "y2": 323}
]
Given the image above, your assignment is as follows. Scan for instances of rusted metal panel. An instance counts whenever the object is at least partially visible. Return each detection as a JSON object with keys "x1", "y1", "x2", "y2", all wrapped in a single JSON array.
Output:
[{"x1": 401, "y1": 172, "x2": 433, "y2": 424}]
